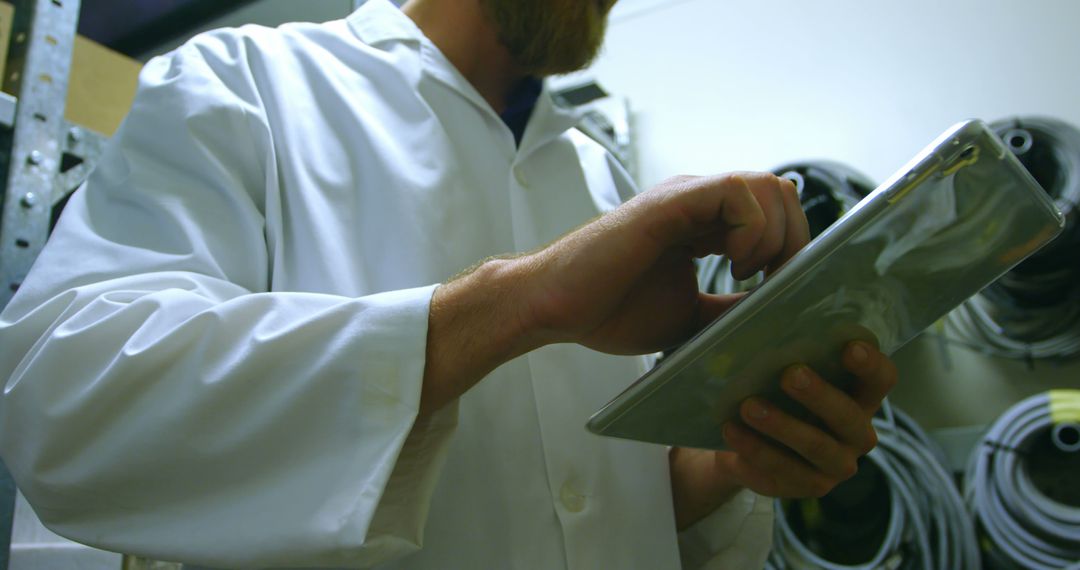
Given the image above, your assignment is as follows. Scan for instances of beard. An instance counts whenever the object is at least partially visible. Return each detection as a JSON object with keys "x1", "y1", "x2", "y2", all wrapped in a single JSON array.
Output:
[{"x1": 479, "y1": 0, "x2": 617, "y2": 76}]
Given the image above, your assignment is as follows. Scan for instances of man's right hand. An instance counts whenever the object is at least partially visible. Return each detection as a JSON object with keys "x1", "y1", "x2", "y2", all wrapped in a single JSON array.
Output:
[
  {"x1": 522, "y1": 172, "x2": 809, "y2": 354},
  {"x1": 419, "y1": 172, "x2": 809, "y2": 415}
]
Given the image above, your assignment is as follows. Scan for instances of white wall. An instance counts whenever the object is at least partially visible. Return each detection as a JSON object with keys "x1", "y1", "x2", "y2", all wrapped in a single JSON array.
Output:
[
  {"x1": 593, "y1": 0, "x2": 1080, "y2": 187},
  {"x1": 587, "y1": 0, "x2": 1080, "y2": 439}
]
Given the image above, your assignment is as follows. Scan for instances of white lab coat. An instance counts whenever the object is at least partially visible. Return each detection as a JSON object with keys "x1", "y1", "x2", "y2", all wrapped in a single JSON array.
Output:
[{"x1": 0, "y1": 1, "x2": 772, "y2": 568}]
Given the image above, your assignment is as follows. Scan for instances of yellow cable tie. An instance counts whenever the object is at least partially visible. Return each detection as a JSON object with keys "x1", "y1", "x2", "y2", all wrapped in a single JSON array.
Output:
[{"x1": 1048, "y1": 390, "x2": 1080, "y2": 425}]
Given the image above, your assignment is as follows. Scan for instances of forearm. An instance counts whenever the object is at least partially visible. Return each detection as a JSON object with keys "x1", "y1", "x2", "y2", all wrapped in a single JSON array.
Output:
[{"x1": 419, "y1": 257, "x2": 546, "y2": 416}]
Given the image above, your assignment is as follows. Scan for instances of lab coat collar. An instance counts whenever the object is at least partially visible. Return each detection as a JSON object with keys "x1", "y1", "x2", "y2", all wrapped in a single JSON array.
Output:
[
  {"x1": 347, "y1": 0, "x2": 425, "y2": 47},
  {"x1": 411, "y1": 32, "x2": 586, "y2": 155},
  {"x1": 345, "y1": 0, "x2": 504, "y2": 133},
  {"x1": 346, "y1": 0, "x2": 585, "y2": 157},
  {"x1": 421, "y1": 44, "x2": 585, "y2": 158},
  {"x1": 518, "y1": 86, "x2": 585, "y2": 159}
]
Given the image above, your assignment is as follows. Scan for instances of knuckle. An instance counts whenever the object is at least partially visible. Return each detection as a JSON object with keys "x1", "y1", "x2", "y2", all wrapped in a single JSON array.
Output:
[
  {"x1": 781, "y1": 177, "x2": 799, "y2": 199},
  {"x1": 663, "y1": 174, "x2": 696, "y2": 186},
  {"x1": 723, "y1": 172, "x2": 750, "y2": 189},
  {"x1": 805, "y1": 432, "x2": 832, "y2": 460},
  {"x1": 730, "y1": 431, "x2": 763, "y2": 462}
]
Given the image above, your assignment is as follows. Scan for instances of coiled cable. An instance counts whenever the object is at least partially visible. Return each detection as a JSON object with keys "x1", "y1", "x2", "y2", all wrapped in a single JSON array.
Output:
[
  {"x1": 946, "y1": 117, "x2": 1080, "y2": 360},
  {"x1": 766, "y1": 402, "x2": 979, "y2": 569},
  {"x1": 964, "y1": 391, "x2": 1080, "y2": 570}
]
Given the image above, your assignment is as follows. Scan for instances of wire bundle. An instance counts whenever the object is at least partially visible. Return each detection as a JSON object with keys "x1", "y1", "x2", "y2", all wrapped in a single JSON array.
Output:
[
  {"x1": 766, "y1": 403, "x2": 979, "y2": 569},
  {"x1": 964, "y1": 391, "x2": 1080, "y2": 570},
  {"x1": 697, "y1": 161, "x2": 873, "y2": 295},
  {"x1": 946, "y1": 117, "x2": 1080, "y2": 360}
]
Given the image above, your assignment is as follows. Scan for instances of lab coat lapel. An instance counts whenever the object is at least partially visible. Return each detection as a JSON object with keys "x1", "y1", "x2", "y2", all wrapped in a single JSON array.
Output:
[
  {"x1": 517, "y1": 89, "x2": 584, "y2": 161},
  {"x1": 508, "y1": 94, "x2": 598, "y2": 252},
  {"x1": 418, "y1": 53, "x2": 496, "y2": 125}
]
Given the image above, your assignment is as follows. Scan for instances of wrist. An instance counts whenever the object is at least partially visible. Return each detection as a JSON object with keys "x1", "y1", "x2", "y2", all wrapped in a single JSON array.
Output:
[
  {"x1": 420, "y1": 256, "x2": 549, "y2": 415},
  {"x1": 669, "y1": 447, "x2": 744, "y2": 531},
  {"x1": 465, "y1": 256, "x2": 551, "y2": 358}
]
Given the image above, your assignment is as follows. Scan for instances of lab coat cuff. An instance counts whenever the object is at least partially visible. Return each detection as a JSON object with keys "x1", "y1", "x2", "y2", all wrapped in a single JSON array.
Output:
[
  {"x1": 348, "y1": 284, "x2": 461, "y2": 563},
  {"x1": 365, "y1": 400, "x2": 459, "y2": 557},
  {"x1": 677, "y1": 489, "x2": 774, "y2": 570}
]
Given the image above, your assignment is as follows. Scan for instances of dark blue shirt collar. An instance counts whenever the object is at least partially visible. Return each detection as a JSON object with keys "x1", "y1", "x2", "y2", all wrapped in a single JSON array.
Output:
[{"x1": 500, "y1": 76, "x2": 544, "y2": 147}]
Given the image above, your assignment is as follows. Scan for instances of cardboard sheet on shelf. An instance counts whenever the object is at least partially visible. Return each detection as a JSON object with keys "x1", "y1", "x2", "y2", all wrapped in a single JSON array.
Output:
[{"x1": 0, "y1": 0, "x2": 142, "y2": 137}]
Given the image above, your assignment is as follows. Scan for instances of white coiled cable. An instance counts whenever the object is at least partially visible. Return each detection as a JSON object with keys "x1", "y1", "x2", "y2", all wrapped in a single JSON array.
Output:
[
  {"x1": 946, "y1": 296, "x2": 1080, "y2": 360},
  {"x1": 766, "y1": 403, "x2": 979, "y2": 569},
  {"x1": 964, "y1": 391, "x2": 1080, "y2": 570}
]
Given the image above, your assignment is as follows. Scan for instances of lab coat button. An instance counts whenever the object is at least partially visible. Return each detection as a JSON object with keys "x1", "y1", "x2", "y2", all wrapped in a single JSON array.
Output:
[
  {"x1": 559, "y1": 481, "x2": 586, "y2": 513},
  {"x1": 514, "y1": 167, "x2": 529, "y2": 188}
]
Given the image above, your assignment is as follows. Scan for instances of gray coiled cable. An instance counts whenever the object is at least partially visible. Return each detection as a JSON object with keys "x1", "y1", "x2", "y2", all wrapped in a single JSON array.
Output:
[
  {"x1": 964, "y1": 391, "x2": 1080, "y2": 570},
  {"x1": 766, "y1": 403, "x2": 979, "y2": 569}
]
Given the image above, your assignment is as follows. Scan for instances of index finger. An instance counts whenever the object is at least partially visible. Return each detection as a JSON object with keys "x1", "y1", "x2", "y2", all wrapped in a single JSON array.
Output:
[
  {"x1": 842, "y1": 341, "x2": 898, "y2": 413},
  {"x1": 767, "y1": 177, "x2": 810, "y2": 274}
]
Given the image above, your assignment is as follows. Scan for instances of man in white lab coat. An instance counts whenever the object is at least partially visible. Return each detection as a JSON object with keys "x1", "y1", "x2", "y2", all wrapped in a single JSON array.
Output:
[{"x1": 0, "y1": 0, "x2": 896, "y2": 568}]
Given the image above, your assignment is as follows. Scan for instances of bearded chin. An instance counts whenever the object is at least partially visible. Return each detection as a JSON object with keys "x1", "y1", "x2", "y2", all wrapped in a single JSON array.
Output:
[{"x1": 483, "y1": 0, "x2": 607, "y2": 76}]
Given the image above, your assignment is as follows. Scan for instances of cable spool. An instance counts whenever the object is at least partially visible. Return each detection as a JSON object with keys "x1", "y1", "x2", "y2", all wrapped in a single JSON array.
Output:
[
  {"x1": 774, "y1": 161, "x2": 875, "y2": 239},
  {"x1": 965, "y1": 391, "x2": 1080, "y2": 570},
  {"x1": 766, "y1": 403, "x2": 979, "y2": 570},
  {"x1": 697, "y1": 161, "x2": 874, "y2": 296},
  {"x1": 947, "y1": 117, "x2": 1080, "y2": 359},
  {"x1": 995, "y1": 118, "x2": 1080, "y2": 273}
]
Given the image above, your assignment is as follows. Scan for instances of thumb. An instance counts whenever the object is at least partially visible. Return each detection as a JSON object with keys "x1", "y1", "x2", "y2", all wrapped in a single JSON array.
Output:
[{"x1": 695, "y1": 292, "x2": 748, "y2": 330}]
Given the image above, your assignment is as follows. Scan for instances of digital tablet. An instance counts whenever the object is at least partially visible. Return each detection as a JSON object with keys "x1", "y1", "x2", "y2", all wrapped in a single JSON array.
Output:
[{"x1": 586, "y1": 120, "x2": 1066, "y2": 450}]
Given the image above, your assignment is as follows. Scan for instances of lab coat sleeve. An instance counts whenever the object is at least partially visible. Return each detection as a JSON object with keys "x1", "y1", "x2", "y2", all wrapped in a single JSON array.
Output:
[
  {"x1": 0, "y1": 33, "x2": 456, "y2": 569},
  {"x1": 677, "y1": 490, "x2": 774, "y2": 569}
]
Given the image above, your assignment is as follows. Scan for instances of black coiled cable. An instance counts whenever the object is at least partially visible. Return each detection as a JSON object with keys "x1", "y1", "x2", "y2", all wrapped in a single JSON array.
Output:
[{"x1": 947, "y1": 117, "x2": 1080, "y2": 359}]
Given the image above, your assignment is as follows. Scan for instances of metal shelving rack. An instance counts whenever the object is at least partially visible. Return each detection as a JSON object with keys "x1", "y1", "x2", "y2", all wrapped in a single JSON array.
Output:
[{"x1": 0, "y1": 0, "x2": 107, "y2": 566}]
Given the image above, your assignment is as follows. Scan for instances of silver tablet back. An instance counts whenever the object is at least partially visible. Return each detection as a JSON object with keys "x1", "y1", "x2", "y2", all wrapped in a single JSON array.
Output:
[{"x1": 587, "y1": 120, "x2": 1065, "y2": 450}]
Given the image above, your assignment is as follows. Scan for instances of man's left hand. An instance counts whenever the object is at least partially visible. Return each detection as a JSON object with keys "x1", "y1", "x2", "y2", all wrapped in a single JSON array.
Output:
[{"x1": 669, "y1": 341, "x2": 898, "y2": 530}]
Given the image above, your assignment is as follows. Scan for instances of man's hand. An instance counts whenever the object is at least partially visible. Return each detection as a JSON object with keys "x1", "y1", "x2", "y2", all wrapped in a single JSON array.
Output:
[
  {"x1": 421, "y1": 172, "x2": 807, "y2": 414},
  {"x1": 669, "y1": 342, "x2": 898, "y2": 530},
  {"x1": 520, "y1": 172, "x2": 808, "y2": 353}
]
